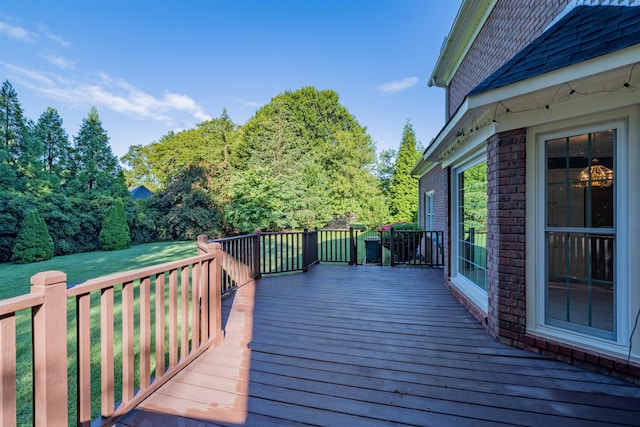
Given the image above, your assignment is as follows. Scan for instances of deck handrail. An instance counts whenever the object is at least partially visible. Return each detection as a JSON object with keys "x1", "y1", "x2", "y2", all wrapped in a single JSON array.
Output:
[{"x1": 1, "y1": 241, "x2": 224, "y2": 427}]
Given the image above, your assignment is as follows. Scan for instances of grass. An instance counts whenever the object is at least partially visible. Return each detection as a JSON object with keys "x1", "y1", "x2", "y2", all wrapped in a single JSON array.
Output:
[
  {"x1": 0, "y1": 240, "x2": 198, "y2": 425},
  {"x1": 0, "y1": 240, "x2": 197, "y2": 299}
]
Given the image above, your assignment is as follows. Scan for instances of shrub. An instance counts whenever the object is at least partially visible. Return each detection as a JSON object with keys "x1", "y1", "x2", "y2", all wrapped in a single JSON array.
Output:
[
  {"x1": 99, "y1": 199, "x2": 131, "y2": 251},
  {"x1": 11, "y1": 210, "x2": 54, "y2": 264}
]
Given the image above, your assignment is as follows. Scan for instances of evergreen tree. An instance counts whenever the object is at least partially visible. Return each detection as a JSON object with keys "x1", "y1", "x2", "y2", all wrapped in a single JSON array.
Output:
[
  {"x1": 0, "y1": 80, "x2": 33, "y2": 190},
  {"x1": 35, "y1": 107, "x2": 71, "y2": 179},
  {"x1": 99, "y1": 198, "x2": 131, "y2": 251},
  {"x1": 388, "y1": 121, "x2": 421, "y2": 223},
  {"x1": 12, "y1": 210, "x2": 54, "y2": 264},
  {"x1": 71, "y1": 106, "x2": 120, "y2": 193}
]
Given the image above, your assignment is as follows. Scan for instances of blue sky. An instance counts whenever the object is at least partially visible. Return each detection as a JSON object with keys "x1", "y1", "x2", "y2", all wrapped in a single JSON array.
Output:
[{"x1": 0, "y1": 1, "x2": 461, "y2": 159}]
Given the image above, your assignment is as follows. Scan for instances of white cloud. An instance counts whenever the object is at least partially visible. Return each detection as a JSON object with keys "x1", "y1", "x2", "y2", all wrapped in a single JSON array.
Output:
[
  {"x1": 375, "y1": 76, "x2": 419, "y2": 95},
  {"x1": 4, "y1": 64, "x2": 211, "y2": 124},
  {"x1": 40, "y1": 53, "x2": 75, "y2": 70},
  {"x1": 36, "y1": 24, "x2": 71, "y2": 47},
  {"x1": 233, "y1": 97, "x2": 263, "y2": 108},
  {"x1": 0, "y1": 21, "x2": 36, "y2": 42}
]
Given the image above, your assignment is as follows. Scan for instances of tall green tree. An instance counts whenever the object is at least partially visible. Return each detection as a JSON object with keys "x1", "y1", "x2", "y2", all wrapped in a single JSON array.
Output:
[
  {"x1": 388, "y1": 121, "x2": 421, "y2": 223},
  {"x1": 376, "y1": 148, "x2": 396, "y2": 199},
  {"x1": 233, "y1": 87, "x2": 386, "y2": 228},
  {"x1": 0, "y1": 80, "x2": 39, "y2": 190},
  {"x1": 70, "y1": 106, "x2": 120, "y2": 193},
  {"x1": 35, "y1": 107, "x2": 71, "y2": 180}
]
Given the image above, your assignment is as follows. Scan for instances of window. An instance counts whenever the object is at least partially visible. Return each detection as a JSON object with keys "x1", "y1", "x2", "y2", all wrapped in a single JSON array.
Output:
[
  {"x1": 456, "y1": 161, "x2": 488, "y2": 290},
  {"x1": 425, "y1": 191, "x2": 435, "y2": 230},
  {"x1": 545, "y1": 129, "x2": 616, "y2": 339}
]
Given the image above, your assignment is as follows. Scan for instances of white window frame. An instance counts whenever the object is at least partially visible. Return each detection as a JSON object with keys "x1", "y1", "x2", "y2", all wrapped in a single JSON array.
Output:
[
  {"x1": 424, "y1": 191, "x2": 435, "y2": 230},
  {"x1": 529, "y1": 118, "x2": 630, "y2": 353},
  {"x1": 451, "y1": 151, "x2": 488, "y2": 313}
]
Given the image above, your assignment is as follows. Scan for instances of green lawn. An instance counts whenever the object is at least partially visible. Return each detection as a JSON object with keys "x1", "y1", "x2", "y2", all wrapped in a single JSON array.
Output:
[
  {"x1": 0, "y1": 240, "x2": 197, "y2": 299},
  {"x1": 0, "y1": 240, "x2": 197, "y2": 425}
]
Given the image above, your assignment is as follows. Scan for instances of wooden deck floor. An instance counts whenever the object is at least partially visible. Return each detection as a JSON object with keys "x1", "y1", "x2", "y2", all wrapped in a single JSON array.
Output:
[{"x1": 117, "y1": 265, "x2": 640, "y2": 426}]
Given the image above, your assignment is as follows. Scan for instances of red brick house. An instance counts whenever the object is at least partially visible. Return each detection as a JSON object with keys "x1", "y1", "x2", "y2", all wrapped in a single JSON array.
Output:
[{"x1": 412, "y1": 0, "x2": 640, "y2": 381}]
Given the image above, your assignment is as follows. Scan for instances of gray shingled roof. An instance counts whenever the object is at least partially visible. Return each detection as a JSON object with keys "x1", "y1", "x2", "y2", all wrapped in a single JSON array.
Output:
[{"x1": 468, "y1": 6, "x2": 640, "y2": 96}]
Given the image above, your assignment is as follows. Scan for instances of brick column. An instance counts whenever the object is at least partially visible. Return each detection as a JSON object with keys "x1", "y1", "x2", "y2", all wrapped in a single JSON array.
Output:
[{"x1": 486, "y1": 128, "x2": 527, "y2": 346}]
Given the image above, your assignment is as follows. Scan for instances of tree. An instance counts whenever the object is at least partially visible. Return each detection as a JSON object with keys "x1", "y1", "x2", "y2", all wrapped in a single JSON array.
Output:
[
  {"x1": 99, "y1": 198, "x2": 131, "y2": 251},
  {"x1": 122, "y1": 110, "x2": 237, "y2": 191},
  {"x1": 35, "y1": 107, "x2": 71, "y2": 179},
  {"x1": 233, "y1": 87, "x2": 386, "y2": 228},
  {"x1": 376, "y1": 148, "x2": 396, "y2": 199},
  {"x1": 147, "y1": 166, "x2": 224, "y2": 240},
  {"x1": 12, "y1": 210, "x2": 54, "y2": 264},
  {"x1": 0, "y1": 80, "x2": 40, "y2": 191},
  {"x1": 71, "y1": 106, "x2": 120, "y2": 193},
  {"x1": 388, "y1": 121, "x2": 421, "y2": 223}
]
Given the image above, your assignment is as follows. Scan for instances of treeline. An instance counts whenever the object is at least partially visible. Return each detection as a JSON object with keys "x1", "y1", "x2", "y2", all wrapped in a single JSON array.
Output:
[
  {"x1": 0, "y1": 80, "x2": 150, "y2": 262},
  {"x1": 124, "y1": 86, "x2": 421, "y2": 237},
  {"x1": 1, "y1": 81, "x2": 421, "y2": 263}
]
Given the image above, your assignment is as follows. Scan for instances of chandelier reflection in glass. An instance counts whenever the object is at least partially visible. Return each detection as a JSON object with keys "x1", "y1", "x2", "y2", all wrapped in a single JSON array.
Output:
[{"x1": 574, "y1": 158, "x2": 614, "y2": 188}]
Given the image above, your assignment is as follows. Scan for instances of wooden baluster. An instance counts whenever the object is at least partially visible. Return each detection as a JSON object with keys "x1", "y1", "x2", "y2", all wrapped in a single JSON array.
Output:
[
  {"x1": 155, "y1": 273, "x2": 166, "y2": 377},
  {"x1": 169, "y1": 268, "x2": 178, "y2": 368},
  {"x1": 191, "y1": 263, "x2": 200, "y2": 350},
  {"x1": 76, "y1": 292, "x2": 92, "y2": 426},
  {"x1": 140, "y1": 277, "x2": 151, "y2": 389},
  {"x1": 122, "y1": 281, "x2": 135, "y2": 403},
  {"x1": 180, "y1": 266, "x2": 190, "y2": 359},
  {"x1": 100, "y1": 286, "x2": 115, "y2": 416}
]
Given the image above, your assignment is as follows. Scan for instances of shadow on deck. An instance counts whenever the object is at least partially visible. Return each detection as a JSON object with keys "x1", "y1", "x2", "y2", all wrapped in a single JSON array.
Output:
[{"x1": 117, "y1": 265, "x2": 640, "y2": 426}]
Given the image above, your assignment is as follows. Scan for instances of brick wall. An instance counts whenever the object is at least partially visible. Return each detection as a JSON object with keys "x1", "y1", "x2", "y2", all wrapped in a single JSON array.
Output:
[
  {"x1": 448, "y1": 0, "x2": 571, "y2": 118},
  {"x1": 418, "y1": 165, "x2": 450, "y2": 276},
  {"x1": 486, "y1": 128, "x2": 527, "y2": 342}
]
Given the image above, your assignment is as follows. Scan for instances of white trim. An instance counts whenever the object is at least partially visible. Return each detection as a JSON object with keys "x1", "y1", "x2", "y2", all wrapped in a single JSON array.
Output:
[
  {"x1": 450, "y1": 153, "x2": 489, "y2": 313},
  {"x1": 429, "y1": 0, "x2": 498, "y2": 88},
  {"x1": 423, "y1": 46, "x2": 639, "y2": 169},
  {"x1": 527, "y1": 113, "x2": 636, "y2": 361},
  {"x1": 424, "y1": 190, "x2": 435, "y2": 231}
]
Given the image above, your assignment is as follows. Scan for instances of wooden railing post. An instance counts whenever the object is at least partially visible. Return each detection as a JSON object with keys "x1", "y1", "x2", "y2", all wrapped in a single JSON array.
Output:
[
  {"x1": 30, "y1": 271, "x2": 68, "y2": 427},
  {"x1": 196, "y1": 236, "x2": 223, "y2": 344},
  {"x1": 253, "y1": 228, "x2": 262, "y2": 279},
  {"x1": 209, "y1": 242, "x2": 223, "y2": 344},
  {"x1": 349, "y1": 227, "x2": 355, "y2": 266}
]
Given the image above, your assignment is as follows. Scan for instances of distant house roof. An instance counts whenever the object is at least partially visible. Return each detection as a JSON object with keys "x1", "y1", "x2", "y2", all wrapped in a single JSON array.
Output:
[
  {"x1": 469, "y1": 6, "x2": 640, "y2": 96},
  {"x1": 129, "y1": 185, "x2": 154, "y2": 200}
]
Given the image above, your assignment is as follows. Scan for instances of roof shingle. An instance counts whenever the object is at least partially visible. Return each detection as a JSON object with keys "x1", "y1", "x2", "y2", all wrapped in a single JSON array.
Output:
[{"x1": 468, "y1": 6, "x2": 640, "y2": 96}]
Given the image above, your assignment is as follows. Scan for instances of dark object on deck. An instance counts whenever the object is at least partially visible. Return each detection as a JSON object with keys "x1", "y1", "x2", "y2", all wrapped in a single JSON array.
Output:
[{"x1": 364, "y1": 237, "x2": 380, "y2": 263}]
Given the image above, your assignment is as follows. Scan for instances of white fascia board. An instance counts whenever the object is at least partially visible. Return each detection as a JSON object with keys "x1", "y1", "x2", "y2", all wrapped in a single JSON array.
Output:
[
  {"x1": 410, "y1": 159, "x2": 437, "y2": 178},
  {"x1": 429, "y1": 0, "x2": 497, "y2": 88},
  {"x1": 467, "y1": 45, "x2": 640, "y2": 111}
]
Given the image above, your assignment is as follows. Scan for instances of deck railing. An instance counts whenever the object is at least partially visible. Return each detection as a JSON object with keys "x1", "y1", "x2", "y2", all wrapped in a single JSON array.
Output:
[
  {"x1": 2, "y1": 227, "x2": 442, "y2": 426},
  {"x1": 1, "y1": 240, "x2": 224, "y2": 427},
  {"x1": 388, "y1": 229, "x2": 445, "y2": 267}
]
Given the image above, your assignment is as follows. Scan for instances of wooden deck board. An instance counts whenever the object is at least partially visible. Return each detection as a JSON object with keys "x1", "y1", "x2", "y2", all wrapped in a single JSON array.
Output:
[{"x1": 117, "y1": 265, "x2": 640, "y2": 426}]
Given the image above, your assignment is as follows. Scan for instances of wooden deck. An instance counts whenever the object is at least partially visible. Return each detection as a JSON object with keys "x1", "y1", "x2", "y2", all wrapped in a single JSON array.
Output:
[{"x1": 116, "y1": 265, "x2": 640, "y2": 426}]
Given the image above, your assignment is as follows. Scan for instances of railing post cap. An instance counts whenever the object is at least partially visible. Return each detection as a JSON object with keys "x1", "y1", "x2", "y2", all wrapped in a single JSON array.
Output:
[
  {"x1": 253, "y1": 228, "x2": 261, "y2": 235},
  {"x1": 208, "y1": 242, "x2": 222, "y2": 251},
  {"x1": 197, "y1": 234, "x2": 209, "y2": 243},
  {"x1": 30, "y1": 270, "x2": 67, "y2": 286}
]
